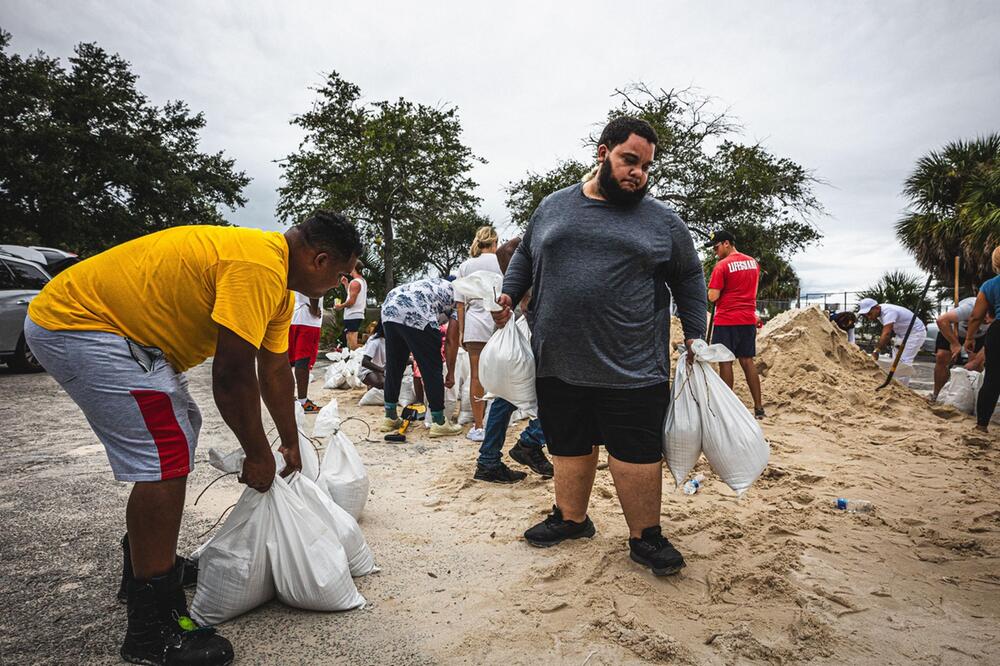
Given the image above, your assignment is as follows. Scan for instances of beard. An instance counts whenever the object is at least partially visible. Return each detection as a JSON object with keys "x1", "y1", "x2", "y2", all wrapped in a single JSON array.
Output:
[{"x1": 597, "y1": 159, "x2": 648, "y2": 208}]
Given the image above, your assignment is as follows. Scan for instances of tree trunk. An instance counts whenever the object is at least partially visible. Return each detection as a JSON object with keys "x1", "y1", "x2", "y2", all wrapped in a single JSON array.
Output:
[{"x1": 383, "y1": 215, "x2": 395, "y2": 293}]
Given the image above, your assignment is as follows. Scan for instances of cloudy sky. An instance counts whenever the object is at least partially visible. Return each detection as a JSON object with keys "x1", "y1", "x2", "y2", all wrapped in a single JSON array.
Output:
[{"x1": 4, "y1": 0, "x2": 999, "y2": 296}]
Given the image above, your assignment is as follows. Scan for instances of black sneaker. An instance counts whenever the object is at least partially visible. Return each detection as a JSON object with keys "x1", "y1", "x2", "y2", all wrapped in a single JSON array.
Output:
[
  {"x1": 121, "y1": 561, "x2": 233, "y2": 666},
  {"x1": 508, "y1": 442, "x2": 554, "y2": 478},
  {"x1": 754, "y1": 407, "x2": 766, "y2": 420},
  {"x1": 119, "y1": 534, "x2": 199, "y2": 603},
  {"x1": 629, "y1": 525, "x2": 685, "y2": 576},
  {"x1": 474, "y1": 462, "x2": 527, "y2": 484},
  {"x1": 523, "y1": 505, "x2": 596, "y2": 548}
]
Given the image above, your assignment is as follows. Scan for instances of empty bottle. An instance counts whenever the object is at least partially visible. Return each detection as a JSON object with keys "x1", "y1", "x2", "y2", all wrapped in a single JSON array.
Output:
[
  {"x1": 835, "y1": 498, "x2": 873, "y2": 513},
  {"x1": 683, "y1": 474, "x2": 706, "y2": 495}
]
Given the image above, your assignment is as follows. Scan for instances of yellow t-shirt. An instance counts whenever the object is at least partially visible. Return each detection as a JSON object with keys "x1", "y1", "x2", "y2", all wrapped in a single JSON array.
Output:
[{"x1": 29, "y1": 225, "x2": 295, "y2": 372}]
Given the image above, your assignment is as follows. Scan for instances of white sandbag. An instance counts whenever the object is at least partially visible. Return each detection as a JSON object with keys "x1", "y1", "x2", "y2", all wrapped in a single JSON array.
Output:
[
  {"x1": 297, "y1": 430, "x2": 320, "y2": 482},
  {"x1": 289, "y1": 474, "x2": 378, "y2": 577},
  {"x1": 662, "y1": 355, "x2": 704, "y2": 488},
  {"x1": 294, "y1": 401, "x2": 306, "y2": 428},
  {"x1": 319, "y1": 431, "x2": 370, "y2": 519},
  {"x1": 313, "y1": 400, "x2": 341, "y2": 438},
  {"x1": 457, "y1": 380, "x2": 475, "y2": 425},
  {"x1": 358, "y1": 388, "x2": 385, "y2": 406},
  {"x1": 688, "y1": 340, "x2": 768, "y2": 495},
  {"x1": 938, "y1": 367, "x2": 980, "y2": 414},
  {"x1": 190, "y1": 485, "x2": 274, "y2": 625},
  {"x1": 323, "y1": 363, "x2": 346, "y2": 389},
  {"x1": 398, "y1": 375, "x2": 416, "y2": 407},
  {"x1": 452, "y1": 270, "x2": 504, "y2": 311},
  {"x1": 479, "y1": 316, "x2": 537, "y2": 414},
  {"x1": 266, "y1": 474, "x2": 365, "y2": 611}
]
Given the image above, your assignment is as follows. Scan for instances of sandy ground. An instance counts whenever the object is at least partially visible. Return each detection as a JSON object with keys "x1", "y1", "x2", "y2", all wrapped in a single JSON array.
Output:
[{"x1": 1, "y1": 307, "x2": 998, "y2": 665}]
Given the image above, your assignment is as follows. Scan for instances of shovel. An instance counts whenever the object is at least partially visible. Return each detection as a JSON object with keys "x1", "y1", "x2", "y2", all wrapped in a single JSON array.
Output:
[{"x1": 876, "y1": 275, "x2": 933, "y2": 391}]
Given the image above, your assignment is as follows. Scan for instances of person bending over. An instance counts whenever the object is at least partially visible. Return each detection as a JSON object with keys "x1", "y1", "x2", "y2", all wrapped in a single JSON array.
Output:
[
  {"x1": 932, "y1": 296, "x2": 990, "y2": 401},
  {"x1": 25, "y1": 210, "x2": 361, "y2": 665}
]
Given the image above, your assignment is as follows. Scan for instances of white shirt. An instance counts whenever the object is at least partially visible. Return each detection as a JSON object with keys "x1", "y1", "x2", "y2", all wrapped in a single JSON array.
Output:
[
  {"x1": 951, "y1": 297, "x2": 988, "y2": 339},
  {"x1": 358, "y1": 336, "x2": 385, "y2": 378},
  {"x1": 879, "y1": 303, "x2": 925, "y2": 339},
  {"x1": 455, "y1": 253, "x2": 502, "y2": 343},
  {"x1": 382, "y1": 278, "x2": 457, "y2": 330},
  {"x1": 344, "y1": 277, "x2": 367, "y2": 320},
  {"x1": 291, "y1": 291, "x2": 322, "y2": 328}
]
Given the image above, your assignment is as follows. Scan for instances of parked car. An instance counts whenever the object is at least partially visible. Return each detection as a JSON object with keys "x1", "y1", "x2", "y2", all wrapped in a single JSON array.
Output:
[
  {"x1": 0, "y1": 254, "x2": 51, "y2": 372},
  {"x1": 0, "y1": 244, "x2": 79, "y2": 276}
]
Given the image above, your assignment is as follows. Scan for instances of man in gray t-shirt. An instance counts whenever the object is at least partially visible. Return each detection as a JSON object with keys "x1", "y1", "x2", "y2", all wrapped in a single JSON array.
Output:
[
  {"x1": 494, "y1": 117, "x2": 707, "y2": 576},
  {"x1": 932, "y1": 296, "x2": 994, "y2": 400}
]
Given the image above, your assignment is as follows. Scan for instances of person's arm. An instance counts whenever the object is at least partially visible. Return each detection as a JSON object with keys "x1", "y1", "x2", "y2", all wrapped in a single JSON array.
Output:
[
  {"x1": 257, "y1": 346, "x2": 301, "y2": 473},
  {"x1": 444, "y1": 319, "x2": 459, "y2": 388},
  {"x1": 707, "y1": 288, "x2": 721, "y2": 303},
  {"x1": 665, "y1": 217, "x2": 709, "y2": 363},
  {"x1": 936, "y1": 310, "x2": 963, "y2": 359},
  {"x1": 964, "y1": 293, "x2": 990, "y2": 353},
  {"x1": 361, "y1": 352, "x2": 384, "y2": 373},
  {"x1": 335, "y1": 281, "x2": 361, "y2": 310},
  {"x1": 308, "y1": 297, "x2": 321, "y2": 319},
  {"x1": 497, "y1": 217, "x2": 537, "y2": 327},
  {"x1": 873, "y1": 323, "x2": 894, "y2": 359},
  {"x1": 456, "y1": 302, "x2": 466, "y2": 345},
  {"x1": 213, "y1": 327, "x2": 279, "y2": 492},
  {"x1": 965, "y1": 348, "x2": 986, "y2": 372}
]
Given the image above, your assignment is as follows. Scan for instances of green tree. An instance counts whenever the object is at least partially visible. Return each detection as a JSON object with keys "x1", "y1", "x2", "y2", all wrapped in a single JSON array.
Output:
[
  {"x1": 277, "y1": 72, "x2": 484, "y2": 292},
  {"x1": 0, "y1": 31, "x2": 249, "y2": 256},
  {"x1": 896, "y1": 134, "x2": 1000, "y2": 294},
  {"x1": 505, "y1": 84, "x2": 823, "y2": 288},
  {"x1": 396, "y1": 210, "x2": 491, "y2": 278},
  {"x1": 858, "y1": 270, "x2": 934, "y2": 323}
]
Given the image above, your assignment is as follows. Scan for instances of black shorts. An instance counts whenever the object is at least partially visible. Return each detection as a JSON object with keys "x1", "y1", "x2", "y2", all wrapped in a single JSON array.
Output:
[
  {"x1": 712, "y1": 324, "x2": 757, "y2": 358},
  {"x1": 535, "y1": 377, "x2": 669, "y2": 465},
  {"x1": 343, "y1": 318, "x2": 363, "y2": 333},
  {"x1": 935, "y1": 332, "x2": 985, "y2": 353}
]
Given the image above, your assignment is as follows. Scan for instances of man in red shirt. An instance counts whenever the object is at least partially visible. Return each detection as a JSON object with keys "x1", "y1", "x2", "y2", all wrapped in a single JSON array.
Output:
[{"x1": 706, "y1": 230, "x2": 765, "y2": 419}]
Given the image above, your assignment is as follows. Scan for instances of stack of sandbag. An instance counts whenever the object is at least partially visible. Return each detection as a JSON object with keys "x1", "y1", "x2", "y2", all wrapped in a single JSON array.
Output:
[
  {"x1": 189, "y1": 452, "x2": 370, "y2": 625},
  {"x1": 317, "y1": 431, "x2": 369, "y2": 519},
  {"x1": 662, "y1": 340, "x2": 769, "y2": 496},
  {"x1": 313, "y1": 400, "x2": 341, "y2": 438},
  {"x1": 358, "y1": 388, "x2": 384, "y2": 406},
  {"x1": 323, "y1": 348, "x2": 366, "y2": 389},
  {"x1": 937, "y1": 367, "x2": 983, "y2": 415},
  {"x1": 479, "y1": 316, "x2": 536, "y2": 416}
]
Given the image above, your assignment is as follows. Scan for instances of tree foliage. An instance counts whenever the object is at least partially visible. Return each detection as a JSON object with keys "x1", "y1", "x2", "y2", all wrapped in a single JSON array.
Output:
[
  {"x1": 277, "y1": 72, "x2": 484, "y2": 292},
  {"x1": 896, "y1": 134, "x2": 1000, "y2": 294},
  {"x1": 0, "y1": 31, "x2": 249, "y2": 256},
  {"x1": 505, "y1": 84, "x2": 823, "y2": 297},
  {"x1": 858, "y1": 270, "x2": 934, "y2": 323},
  {"x1": 396, "y1": 209, "x2": 492, "y2": 279}
]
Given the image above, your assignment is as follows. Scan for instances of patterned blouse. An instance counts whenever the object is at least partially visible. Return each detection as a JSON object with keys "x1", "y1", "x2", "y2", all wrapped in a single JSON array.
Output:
[{"x1": 381, "y1": 278, "x2": 457, "y2": 330}]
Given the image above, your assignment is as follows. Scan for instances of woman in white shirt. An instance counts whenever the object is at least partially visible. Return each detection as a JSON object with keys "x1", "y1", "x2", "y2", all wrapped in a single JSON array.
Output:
[{"x1": 454, "y1": 226, "x2": 502, "y2": 441}]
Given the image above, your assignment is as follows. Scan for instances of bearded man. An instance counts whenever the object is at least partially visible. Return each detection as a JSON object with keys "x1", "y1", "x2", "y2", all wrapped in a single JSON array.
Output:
[{"x1": 494, "y1": 116, "x2": 707, "y2": 576}]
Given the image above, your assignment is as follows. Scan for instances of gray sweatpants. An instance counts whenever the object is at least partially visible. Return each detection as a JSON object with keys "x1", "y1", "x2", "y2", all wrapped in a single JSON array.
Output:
[{"x1": 24, "y1": 316, "x2": 200, "y2": 482}]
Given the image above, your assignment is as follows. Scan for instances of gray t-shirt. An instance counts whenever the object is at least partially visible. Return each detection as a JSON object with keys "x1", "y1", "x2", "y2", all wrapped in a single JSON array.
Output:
[
  {"x1": 503, "y1": 184, "x2": 708, "y2": 388},
  {"x1": 952, "y1": 296, "x2": 988, "y2": 338}
]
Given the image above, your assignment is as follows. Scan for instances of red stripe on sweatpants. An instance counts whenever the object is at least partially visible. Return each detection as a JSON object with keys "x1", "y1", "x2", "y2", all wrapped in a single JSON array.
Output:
[{"x1": 130, "y1": 390, "x2": 190, "y2": 479}]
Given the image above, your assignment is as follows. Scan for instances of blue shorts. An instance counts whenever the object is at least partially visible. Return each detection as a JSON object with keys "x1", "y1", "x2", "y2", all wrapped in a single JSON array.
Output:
[
  {"x1": 712, "y1": 324, "x2": 757, "y2": 358},
  {"x1": 343, "y1": 318, "x2": 363, "y2": 333},
  {"x1": 24, "y1": 317, "x2": 199, "y2": 482}
]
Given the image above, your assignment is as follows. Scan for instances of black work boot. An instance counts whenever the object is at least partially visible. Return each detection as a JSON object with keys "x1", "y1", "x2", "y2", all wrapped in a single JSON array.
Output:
[
  {"x1": 121, "y1": 561, "x2": 234, "y2": 665},
  {"x1": 474, "y1": 462, "x2": 527, "y2": 484},
  {"x1": 508, "y1": 443, "x2": 554, "y2": 478},
  {"x1": 119, "y1": 534, "x2": 199, "y2": 603},
  {"x1": 523, "y1": 505, "x2": 595, "y2": 547},
  {"x1": 628, "y1": 525, "x2": 686, "y2": 576}
]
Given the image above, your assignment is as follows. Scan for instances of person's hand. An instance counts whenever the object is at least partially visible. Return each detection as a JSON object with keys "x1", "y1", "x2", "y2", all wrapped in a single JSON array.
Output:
[
  {"x1": 949, "y1": 342, "x2": 963, "y2": 361},
  {"x1": 309, "y1": 304, "x2": 322, "y2": 318},
  {"x1": 444, "y1": 371, "x2": 456, "y2": 389},
  {"x1": 964, "y1": 338, "x2": 976, "y2": 355},
  {"x1": 340, "y1": 275, "x2": 349, "y2": 287},
  {"x1": 871, "y1": 351, "x2": 879, "y2": 361},
  {"x1": 239, "y1": 451, "x2": 276, "y2": 493},
  {"x1": 333, "y1": 303, "x2": 344, "y2": 310},
  {"x1": 492, "y1": 294, "x2": 513, "y2": 327},
  {"x1": 278, "y1": 438, "x2": 302, "y2": 477},
  {"x1": 684, "y1": 339, "x2": 695, "y2": 367}
]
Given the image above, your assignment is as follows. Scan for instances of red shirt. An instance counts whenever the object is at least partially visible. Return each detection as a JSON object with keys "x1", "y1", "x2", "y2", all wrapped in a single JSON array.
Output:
[{"x1": 709, "y1": 252, "x2": 760, "y2": 326}]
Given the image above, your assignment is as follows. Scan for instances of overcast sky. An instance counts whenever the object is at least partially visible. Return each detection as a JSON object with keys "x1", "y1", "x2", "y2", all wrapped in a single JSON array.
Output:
[{"x1": 4, "y1": 0, "x2": 999, "y2": 297}]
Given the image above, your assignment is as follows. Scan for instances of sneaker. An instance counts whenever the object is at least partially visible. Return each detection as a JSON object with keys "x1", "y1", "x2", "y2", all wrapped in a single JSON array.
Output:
[
  {"x1": 523, "y1": 505, "x2": 596, "y2": 548},
  {"x1": 118, "y1": 535, "x2": 198, "y2": 604},
  {"x1": 121, "y1": 561, "x2": 234, "y2": 665},
  {"x1": 509, "y1": 442, "x2": 553, "y2": 478},
  {"x1": 380, "y1": 417, "x2": 403, "y2": 432},
  {"x1": 466, "y1": 427, "x2": 485, "y2": 442},
  {"x1": 628, "y1": 525, "x2": 686, "y2": 576},
  {"x1": 301, "y1": 399, "x2": 321, "y2": 414},
  {"x1": 429, "y1": 419, "x2": 463, "y2": 438},
  {"x1": 754, "y1": 407, "x2": 765, "y2": 420},
  {"x1": 474, "y1": 462, "x2": 527, "y2": 484}
]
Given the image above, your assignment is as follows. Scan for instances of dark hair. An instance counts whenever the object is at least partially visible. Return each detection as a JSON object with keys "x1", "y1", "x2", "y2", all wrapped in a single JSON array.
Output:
[
  {"x1": 298, "y1": 209, "x2": 363, "y2": 261},
  {"x1": 597, "y1": 116, "x2": 658, "y2": 153}
]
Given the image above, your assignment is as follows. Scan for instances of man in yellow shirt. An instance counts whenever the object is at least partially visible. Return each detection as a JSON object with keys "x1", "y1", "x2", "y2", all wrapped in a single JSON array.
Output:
[{"x1": 25, "y1": 210, "x2": 361, "y2": 666}]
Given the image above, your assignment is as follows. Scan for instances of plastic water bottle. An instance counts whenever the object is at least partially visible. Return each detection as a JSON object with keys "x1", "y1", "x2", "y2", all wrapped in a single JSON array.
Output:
[
  {"x1": 835, "y1": 498, "x2": 873, "y2": 513},
  {"x1": 683, "y1": 474, "x2": 706, "y2": 495}
]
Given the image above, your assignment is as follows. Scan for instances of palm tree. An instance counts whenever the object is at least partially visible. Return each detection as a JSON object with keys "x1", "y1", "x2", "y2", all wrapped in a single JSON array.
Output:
[
  {"x1": 896, "y1": 134, "x2": 1000, "y2": 295},
  {"x1": 858, "y1": 271, "x2": 934, "y2": 322}
]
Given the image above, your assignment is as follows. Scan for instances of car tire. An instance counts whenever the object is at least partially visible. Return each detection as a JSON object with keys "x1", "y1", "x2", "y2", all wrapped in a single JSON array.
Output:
[{"x1": 8, "y1": 333, "x2": 44, "y2": 373}]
